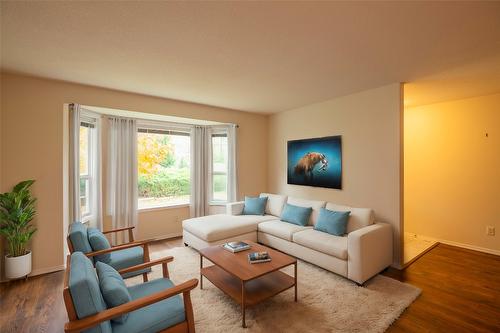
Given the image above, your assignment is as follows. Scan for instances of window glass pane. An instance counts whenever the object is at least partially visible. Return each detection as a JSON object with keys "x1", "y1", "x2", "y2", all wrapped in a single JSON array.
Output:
[
  {"x1": 212, "y1": 134, "x2": 228, "y2": 202},
  {"x1": 212, "y1": 136, "x2": 228, "y2": 173},
  {"x1": 79, "y1": 126, "x2": 89, "y2": 175},
  {"x1": 137, "y1": 131, "x2": 191, "y2": 209},
  {"x1": 212, "y1": 174, "x2": 227, "y2": 202},
  {"x1": 80, "y1": 177, "x2": 89, "y2": 215}
]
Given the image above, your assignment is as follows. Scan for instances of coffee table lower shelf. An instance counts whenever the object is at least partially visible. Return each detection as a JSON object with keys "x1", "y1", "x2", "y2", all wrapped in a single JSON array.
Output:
[{"x1": 201, "y1": 264, "x2": 295, "y2": 306}]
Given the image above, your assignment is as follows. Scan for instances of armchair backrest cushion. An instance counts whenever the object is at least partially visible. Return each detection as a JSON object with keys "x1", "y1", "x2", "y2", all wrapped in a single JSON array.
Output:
[
  {"x1": 326, "y1": 203, "x2": 375, "y2": 233},
  {"x1": 287, "y1": 197, "x2": 326, "y2": 225},
  {"x1": 96, "y1": 262, "x2": 131, "y2": 323},
  {"x1": 88, "y1": 228, "x2": 112, "y2": 263},
  {"x1": 69, "y1": 252, "x2": 112, "y2": 333},
  {"x1": 259, "y1": 193, "x2": 287, "y2": 217},
  {"x1": 69, "y1": 222, "x2": 93, "y2": 254}
]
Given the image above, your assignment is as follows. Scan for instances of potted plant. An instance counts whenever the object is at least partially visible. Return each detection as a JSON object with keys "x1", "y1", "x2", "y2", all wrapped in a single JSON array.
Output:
[{"x1": 0, "y1": 180, "x2": 37, "y2": 279}]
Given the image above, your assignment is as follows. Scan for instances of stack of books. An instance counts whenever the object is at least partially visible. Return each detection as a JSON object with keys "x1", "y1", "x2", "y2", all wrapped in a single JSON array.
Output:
[
  {"x1": 222, "y1": 241, "x2": 251, "y2": 253},
  {"x1": 248, "y1": 251, "x2": 272, "y2": 264}
]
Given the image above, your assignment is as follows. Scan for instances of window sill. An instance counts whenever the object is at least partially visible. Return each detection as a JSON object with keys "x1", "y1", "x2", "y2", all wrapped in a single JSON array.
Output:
[
  {"x1": 209, "y1": 201, "x2": 227, "y2": 206},
  {"x1": 138, "y1": 203, "x2": 190, "y2": 213}
]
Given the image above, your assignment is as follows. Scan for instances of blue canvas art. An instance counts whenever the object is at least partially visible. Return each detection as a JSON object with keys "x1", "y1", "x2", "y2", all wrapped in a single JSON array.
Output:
[{"x1": 287, "y1": 136, "x2": 342, "y2": 189}]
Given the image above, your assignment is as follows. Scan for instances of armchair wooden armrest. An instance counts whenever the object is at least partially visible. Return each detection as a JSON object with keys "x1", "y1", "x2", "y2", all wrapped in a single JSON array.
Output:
[
  {"x1": 64, "y1": 278, "x2": 199, "y2": 333},
  {"x1": 118, "y1": 256, "x2": 174, "y2": 278},
  {"x1": 101, "y1": 226, "x2": 135, "y2": 234},
  {"x1": 85, "y1": 239, "x2": 150, "y2": 258},
  {"x1": 102, "y1": 226, "x2": 135, "y2": 243}
]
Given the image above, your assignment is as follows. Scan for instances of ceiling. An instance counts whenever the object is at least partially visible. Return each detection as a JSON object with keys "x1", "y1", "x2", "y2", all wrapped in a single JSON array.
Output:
[{"x1": 1, "y1": 1, "x2": 500, "y2": 113}]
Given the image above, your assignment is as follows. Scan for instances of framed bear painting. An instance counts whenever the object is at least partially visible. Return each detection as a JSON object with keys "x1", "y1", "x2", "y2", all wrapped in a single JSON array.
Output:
[{"x1": 287, "y1": 136, "x2": 342, "y2": 189}]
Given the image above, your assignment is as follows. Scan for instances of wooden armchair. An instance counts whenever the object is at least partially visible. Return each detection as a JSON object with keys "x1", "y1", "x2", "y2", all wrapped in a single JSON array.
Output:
[
  {"x1": 63, "y1": 253, "x2": 198, "y2": 333},
  {"x1": 67, "y1": 222, "x2": 155, "y2": 281}
]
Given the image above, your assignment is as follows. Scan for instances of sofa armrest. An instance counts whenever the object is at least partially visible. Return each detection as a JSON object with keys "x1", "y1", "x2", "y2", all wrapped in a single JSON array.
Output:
[
  {"x1": 226, "y1": 201, "x2": 244, "y2": 215},
  {"x1": 347, "y1": 223, "x2": 393, "y2": 284}
]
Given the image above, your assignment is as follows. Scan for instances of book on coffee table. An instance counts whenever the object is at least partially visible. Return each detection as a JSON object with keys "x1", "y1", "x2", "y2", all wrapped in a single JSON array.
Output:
[
  {"x1": 222, "y1": 241, "x2": 251, "y2": 253},
  {"x1": 248, "y1": 251, "x2": 272, "y2": 264}
]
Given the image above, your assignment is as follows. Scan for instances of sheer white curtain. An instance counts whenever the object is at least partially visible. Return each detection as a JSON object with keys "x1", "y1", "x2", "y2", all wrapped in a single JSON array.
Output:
[
  {"x1": 190, "y1": 126, "x2": 211, "y2": 217},
  {"x1": 226, "y1": 124, "x2": 238, "y2": 202},
  {"x1": 68, "y1": 103, "x2": 81, "y2": 223},
  {"x1": 107, "y1": 117, "x2": 138, "y2": 243},
  {"x1": 90, "y1": 115, "x2": 103, "y2": 230}
]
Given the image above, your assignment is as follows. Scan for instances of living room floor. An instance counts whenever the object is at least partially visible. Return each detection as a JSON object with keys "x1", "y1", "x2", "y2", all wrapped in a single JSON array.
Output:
[{"x1": 1, "y1": 240, "x2": 499, "y2": 333}]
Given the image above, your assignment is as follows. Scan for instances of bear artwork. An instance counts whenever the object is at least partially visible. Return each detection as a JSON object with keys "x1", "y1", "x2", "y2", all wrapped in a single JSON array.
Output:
[
  {"x1": 294, "y1": 152, "x2": 328, "y2": 181},
  {"x1": 287, "y1": 136, "x2": 342, "y2": 189}
]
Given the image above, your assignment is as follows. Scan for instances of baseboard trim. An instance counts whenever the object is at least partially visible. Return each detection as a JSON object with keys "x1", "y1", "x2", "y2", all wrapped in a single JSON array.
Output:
[
  {"x1": 1, "y1": 264, "x2": 66, "y2": 283},
  {"x1": 436, "y1": 239, "x2": 500, "y2": 256},
  {"x1": 145, "y1": 232, "x2": 183, "y2": 243},
  {"x1": 408, "y1": 233, "x2": 500, "y2": 256},
  {"x1": 30, "y1": 264, "x2": 66, "y2": 277}
]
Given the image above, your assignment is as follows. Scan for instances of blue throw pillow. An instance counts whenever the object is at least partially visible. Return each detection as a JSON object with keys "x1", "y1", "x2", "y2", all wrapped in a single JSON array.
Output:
[
  {"x1": 88, "y1": 228, "x2": 111, "y2": 263},
  {"x1": 280, "y1": 203, "x2": 312, "y2": 226},
  {"x1": 315, "y1": 208, "x2": 351, "y2": 236},
  {"x1": 96, "y1": 261, "x2": 131, "y2": 323},
  {"x1": 242, "y1": 196, "x2": 268, "y2": 215}
]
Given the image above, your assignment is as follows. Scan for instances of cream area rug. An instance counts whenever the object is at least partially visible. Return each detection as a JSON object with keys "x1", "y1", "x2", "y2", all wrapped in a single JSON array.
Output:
[{"x1": 127, "y1": 246, "x2": 420, "y2": 333}]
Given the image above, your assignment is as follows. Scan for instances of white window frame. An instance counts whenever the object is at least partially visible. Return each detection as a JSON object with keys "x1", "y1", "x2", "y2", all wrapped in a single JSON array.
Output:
[
  {"x1": 136, "y1": 123, "x2": 192, "y2": 210},
  {"x1": 209, "y1": 130, "x2": 229, "y2": 205},
  {"x1": 79, "y1": 116, "x2": 98, "y2": 223}
]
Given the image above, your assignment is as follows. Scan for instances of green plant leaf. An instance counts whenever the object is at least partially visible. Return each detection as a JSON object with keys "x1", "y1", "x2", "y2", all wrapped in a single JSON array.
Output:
[{"x1": 0, "y1": 180, "x2": 37, "y2": 257}]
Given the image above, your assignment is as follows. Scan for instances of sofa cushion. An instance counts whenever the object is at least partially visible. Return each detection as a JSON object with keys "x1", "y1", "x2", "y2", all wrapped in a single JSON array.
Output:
[
  {"x1": 96, "y1": 262, "x2": 131, "y2": 323},
  {"x1": 314, "y1": 208, "x2": 350, "y2": 236},
  {"x1": 69, "y1": 252, "x2": 112, "y2": 333},
  {"x1": 258, "y1": 220, "x2": 312, "y2": 241},
  {"x1": 183, "y1": 214, "x2": 277, "y2": 242},
  {"x1": 280, "y1": 203, "x2": 312, "y2": 226},
  {"x1": 325, "y1": 203, "x2": 375, "y2": 233},
  {"x1": 112, "y1": 278, "x2": 185, "y2": 333},
  {"x1": 88, "y1": 228, "x2": 112, "y2": 263},
  {"x1": 69, "y1": 222, "x2": 93, "y2": 254},
  {"x1": 242, "y1": 196, "x2": 268, "y2": 215},
  {"x1": 287, "y1": 197, "x2": 326, "y2": 225},
  {"x1": 259, "y1": 193, "x2": 287, "y2": 217},
  {"x1": 293, "y1": 229, "x2": 348, "y2": 260}
]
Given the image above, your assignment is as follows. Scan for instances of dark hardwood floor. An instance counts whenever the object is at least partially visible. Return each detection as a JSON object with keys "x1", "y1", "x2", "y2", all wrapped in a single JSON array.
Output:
[
  {"x1": 385, "y1": 244, "x2": 500, "y2": 333},
  {"x1": 1, "y1": 240, "x2": 499, "y2": 333}
]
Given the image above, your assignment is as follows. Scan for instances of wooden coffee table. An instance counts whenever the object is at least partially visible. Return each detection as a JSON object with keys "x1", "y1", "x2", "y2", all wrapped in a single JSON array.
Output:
[{"x1": 199, "y1": 240, "x2": 297, "y2": 328}]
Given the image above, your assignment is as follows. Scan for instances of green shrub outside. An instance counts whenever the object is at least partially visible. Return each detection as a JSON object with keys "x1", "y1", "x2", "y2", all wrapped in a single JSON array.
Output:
[
  {"x1": 138, "y1": 168, "x2": 190, "y2": 198},
  {"x1": 139, "y1": 167, "x2": 228, "y2": 198}
]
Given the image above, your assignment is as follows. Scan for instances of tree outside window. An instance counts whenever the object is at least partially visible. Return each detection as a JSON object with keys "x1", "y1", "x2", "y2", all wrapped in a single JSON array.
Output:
[{"x1": 137, "y1": 129, "x2": 191, "y2": 209}]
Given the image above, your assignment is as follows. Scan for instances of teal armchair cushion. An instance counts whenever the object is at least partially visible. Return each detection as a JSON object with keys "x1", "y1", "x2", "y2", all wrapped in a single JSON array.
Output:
[
  {"x1": 96, "y1": 262, "x2": 131, "y2": 323},
  {"x1": 242, "y1": 196, "x2": 268, "y2": 215},
  {"x1": 112, "y1": 278, "x2": 185, "y2": 333},
  {"x1": 108, "y1": 246, "x2": 151, "y2": 279},
  {"x1": 69, "y1": 222, "x2": 93, "y2": 253},
  {"x1": 315, "y1": 208, "x2": 351, "y2": 236},
  {"x1": 69, "y1": 252, "x2": 112, "y2": 333},
  {"x1": 280, "y1": 203, "x2": 312, "y2": 226},
  {"x1": 88, "y1": 228, "x2": 112, "y2": 263}
]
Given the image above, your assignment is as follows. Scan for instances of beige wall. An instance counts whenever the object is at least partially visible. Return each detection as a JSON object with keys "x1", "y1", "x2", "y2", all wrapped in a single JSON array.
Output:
[
  {"x1": 267, "y1": 83, "x2": 403, "y2": 267},
  {"x1": 404, "y1": 93, "x2": 500, "y2": 254},
  {"x1": 0, "y1": 72, "x2": 268, "y2": 277}
]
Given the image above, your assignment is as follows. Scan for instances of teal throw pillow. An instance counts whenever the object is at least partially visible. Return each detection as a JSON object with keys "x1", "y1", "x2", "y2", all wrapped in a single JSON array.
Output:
[
  {"x1": 96, "y1": 261, "x2": 131, "y2": 323},
  {"x1": 280, "y1": 203, "x2": 312, "y2": 226},
  {"x1": 88, "y1": 227, "x2": 112, "y2": 263},
  {"x1": 242, "y1": 196, "x2": 268, "y2": 215},
  {"x1": 314, "y1": 208, "x2": 351, "y2": 236}
]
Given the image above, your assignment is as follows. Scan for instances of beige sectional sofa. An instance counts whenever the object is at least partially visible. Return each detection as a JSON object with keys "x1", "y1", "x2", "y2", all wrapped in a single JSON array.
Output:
[{"x1": 182, "y1": 193, "x2": 393, "y2": 284}]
